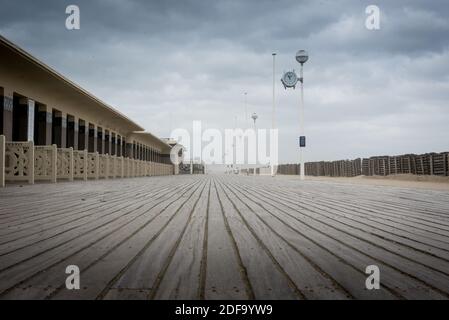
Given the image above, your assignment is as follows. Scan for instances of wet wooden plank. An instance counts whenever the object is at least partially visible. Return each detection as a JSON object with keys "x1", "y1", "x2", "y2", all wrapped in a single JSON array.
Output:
[
  {"x1": 213, "y1": 181, "x2": 301, "y2": 300},
  {"x1": 51, "y1": 179, "x2": 206, "y2": 300},
  {"x1": 0, "y1": 175, "x2": 448, "y2": 300},
  {"x1": 0, "y1": 180, "x2": 199, "y2": 299},
  {"x1": 151, "y1": 180, "x2": 211, "y2": 299},
  {"x1": 218, "y1": 179, "x2": 351, "y2": 299},
  {"x1": 202, "y1": 180, "x2": 249, "y2": 300}
]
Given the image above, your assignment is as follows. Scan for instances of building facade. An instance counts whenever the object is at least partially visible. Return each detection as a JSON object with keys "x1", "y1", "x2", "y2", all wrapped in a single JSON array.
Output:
[{"x1": 0, "y1": 35, "x2": 174, "y2": 186}]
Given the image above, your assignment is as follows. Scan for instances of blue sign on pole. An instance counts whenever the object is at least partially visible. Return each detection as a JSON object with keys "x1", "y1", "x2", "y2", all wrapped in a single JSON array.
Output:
[{"x1": 299, "y1": 136, "x2": 306, "y2": 148}]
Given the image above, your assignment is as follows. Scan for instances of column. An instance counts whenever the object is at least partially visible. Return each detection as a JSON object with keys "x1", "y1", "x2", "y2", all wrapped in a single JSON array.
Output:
[
  {"x1": 27, "y1": 99, "x2": 35, "y2": 142},
  {"x1": 1, "y1": 88, "x2": 14, "y2": 140},
  {"x1": 73, "y1": 116, "x2": 79, "y2": 150},
  {"x1": 84, "y1": 122, "x2": 89, "y2": 151},
  {"x1": 61, "y1": 112, "x2": 67, "y2": 148}
]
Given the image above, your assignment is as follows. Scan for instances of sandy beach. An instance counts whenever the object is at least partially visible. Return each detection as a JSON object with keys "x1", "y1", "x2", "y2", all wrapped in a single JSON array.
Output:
[{"x1": 301, "y1": 174, "x2": 449, "y2": 191}]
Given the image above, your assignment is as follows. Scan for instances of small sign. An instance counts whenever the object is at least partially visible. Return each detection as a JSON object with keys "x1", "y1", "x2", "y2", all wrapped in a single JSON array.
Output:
[{"x1": 299, "y1": 136, "x2": 306, "y2": 148}]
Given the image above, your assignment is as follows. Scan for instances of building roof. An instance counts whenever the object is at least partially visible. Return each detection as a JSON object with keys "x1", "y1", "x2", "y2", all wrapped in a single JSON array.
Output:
[
  {"x1": 0, "y1": 34, "x2": 145, "y2": 132},
  {"x1": 132, "y1": 131, "x2": 173, "y2": 151}
]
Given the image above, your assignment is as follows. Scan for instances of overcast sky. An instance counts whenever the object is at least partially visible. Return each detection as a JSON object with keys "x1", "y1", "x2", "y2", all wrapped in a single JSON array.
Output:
[{"x1": 1, "y1": 0, "x2": 448, "y2": 163}]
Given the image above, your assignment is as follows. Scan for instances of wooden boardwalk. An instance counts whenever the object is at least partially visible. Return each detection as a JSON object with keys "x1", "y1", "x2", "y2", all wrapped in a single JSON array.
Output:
[{"x1": 0, "y1": 175, "x2": 448, "y2": 300}]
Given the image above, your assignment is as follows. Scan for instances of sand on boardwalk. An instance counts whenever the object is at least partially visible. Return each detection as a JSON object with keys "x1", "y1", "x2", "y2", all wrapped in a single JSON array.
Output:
[{"x1": 279, "y1": 174, "x2": 449, "y2": 191}]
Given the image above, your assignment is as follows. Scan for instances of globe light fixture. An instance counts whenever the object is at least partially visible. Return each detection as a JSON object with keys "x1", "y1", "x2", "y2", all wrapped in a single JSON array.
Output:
[
  {"x1": 295, "y1": 50, "x2": 309, "y2": 65},
  {"x1": 251, "y1": 112, "x2": 258, "y2": 124},
  {"x1": 251, "y1": 112, "x2": 258, "y2": 176}
]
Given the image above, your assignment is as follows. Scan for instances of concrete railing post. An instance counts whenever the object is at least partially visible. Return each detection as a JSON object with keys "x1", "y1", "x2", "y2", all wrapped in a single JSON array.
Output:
[
  {"x1": 111, "y1": 155, "x2": 114, "y2": 179},
  {"x1": 105, "y1": 154, "x2": 110, "y2": 180},
  {"x1": 51, "y1": 144, "x2": 57, "y2": 183},
  {"x1": 69, "y1": 147, "x2": 74, "y2": 181},
  {"x1": 29, "y1": 141, "x2": 35, "y2": 185},
  {"x1": 83, "y1": 150, "x2": 88, "y2": 181},
  {"x1": 95, "y1": 152, "x2": 100, "y2": 180}
]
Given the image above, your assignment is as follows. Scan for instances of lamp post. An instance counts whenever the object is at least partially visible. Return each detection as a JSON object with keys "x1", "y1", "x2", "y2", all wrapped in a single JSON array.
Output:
[
  {"x1": 251, "y1": 112, "x2": 258, "y2": 176},
  {"x1": 244, "y1": 92, "x2": 248, "y2": 173},
  {"x1": 296, "y1": 50, "x2": 309, "y2": 181},
  {"x1": 234, "y1": 115, "x2": 237, "y2": 174},
  {"x1": 244, "y1": 92, "x2": 248, "y2": 127},
  {"x1": 271, "y1": 53, "x2": 276, "y2": 177}
]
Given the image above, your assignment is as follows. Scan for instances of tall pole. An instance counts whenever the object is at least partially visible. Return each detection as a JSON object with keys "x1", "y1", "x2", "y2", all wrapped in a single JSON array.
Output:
[
  {"x1": 244, "y1": 92, "x2": 248, "y2": 127},
  {"x1": 251, "y1": 113, "x2": 258, "y2": 176},
  {"x1": 244, "y1": 92, "x2": 248, "y2": 173},
  {"x1": 234, "y1": 115, "x2": 237, "y2": 174},
  {"x1": 271, "y1": 53, "x2": 276, "y2": 177},
  {"x1": 254, "y1": 118, "x2": 257, "y2": 176},
  {"x1": 299, "y1": 63, "x2": 305, "y2": 180}
]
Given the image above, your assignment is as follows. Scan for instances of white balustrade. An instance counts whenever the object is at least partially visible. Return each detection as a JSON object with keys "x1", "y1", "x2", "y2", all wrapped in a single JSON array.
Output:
[
  {"x1": 35, "y1": 144, "x2": 57, "y2": 183},
  {"x1": 99, "y1": 154, "x2": 108, "y2": 179},
  {"x1": 73, "y1": 149, "x2": 88, "y2": 181},
  {"x1": 87, "y1": 152, "x2": 99, "y2": 180},
  {"x1": 0, "y1": 135, "x2": 174, "y2": 187},
  {"x1": 57, "y1": 147, "x2": 74, "y2": 181},
  {"x1": 4, "y1": 140, "x2": 34, "y2": 184}
]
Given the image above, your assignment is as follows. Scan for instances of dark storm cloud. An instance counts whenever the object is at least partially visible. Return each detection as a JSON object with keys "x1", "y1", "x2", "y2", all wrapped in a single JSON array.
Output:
[{"x1": 1, "y1": 0, "x2": 448, "y2": 162}]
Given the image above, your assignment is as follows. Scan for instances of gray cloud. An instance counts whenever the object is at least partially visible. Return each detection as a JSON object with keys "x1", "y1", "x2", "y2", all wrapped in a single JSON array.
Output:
[{"x1": 1, "y1": 0, "x2": 448, "y2": 163}]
